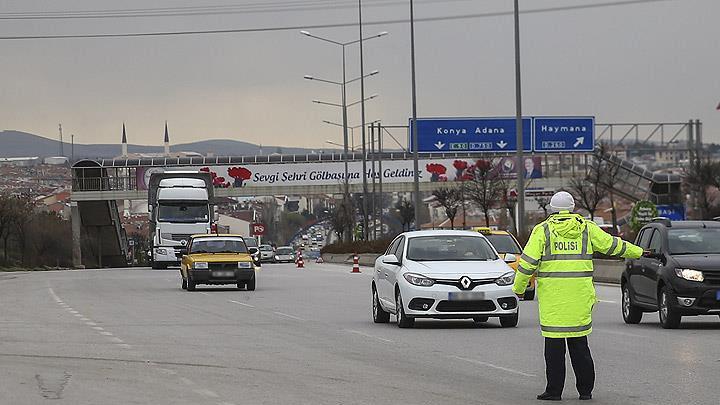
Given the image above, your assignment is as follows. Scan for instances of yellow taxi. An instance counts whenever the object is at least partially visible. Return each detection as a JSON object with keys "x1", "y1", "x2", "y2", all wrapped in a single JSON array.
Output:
[
  {"x1": 473, "y1": 227, "x2": 535, "y2": 300},
  {"x1": 178, "y1": 234, "x2": 257, "y2": 292}
]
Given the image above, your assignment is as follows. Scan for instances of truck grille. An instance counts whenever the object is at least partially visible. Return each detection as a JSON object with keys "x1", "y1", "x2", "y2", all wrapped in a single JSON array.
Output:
[
  {"x1": 436, "y1": 300, "x2": 496, "y2": 312},
  {"x1": 171, "y1": 234, "x2": 192, "y2": 243}
]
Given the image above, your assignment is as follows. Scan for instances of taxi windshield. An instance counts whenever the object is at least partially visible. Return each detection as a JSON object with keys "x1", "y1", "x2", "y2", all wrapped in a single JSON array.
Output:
[
  {"x1": 483, "y1": 234, "x2": 522, "y2": 254},
  {"x1": 406, "y1": 236, "x2": 498, "y2": 262},
  {"x1": 190, "y1": 238, "x2": 248, "y2": 254}
]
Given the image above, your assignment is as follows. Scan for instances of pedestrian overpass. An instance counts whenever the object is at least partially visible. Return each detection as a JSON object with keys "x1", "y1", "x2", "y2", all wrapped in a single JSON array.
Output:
[{"x1": 70, "y1": 148, "x2": 683, "y2": 268}]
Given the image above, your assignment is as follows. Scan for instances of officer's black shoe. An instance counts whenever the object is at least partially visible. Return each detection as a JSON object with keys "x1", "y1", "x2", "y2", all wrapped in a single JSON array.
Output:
[
  {"x1": 536, "y1": 392, "x2": 561, "y2": 401},
  {"x1": 579, "y1": 394, "x2": 592, "y2": 400}
]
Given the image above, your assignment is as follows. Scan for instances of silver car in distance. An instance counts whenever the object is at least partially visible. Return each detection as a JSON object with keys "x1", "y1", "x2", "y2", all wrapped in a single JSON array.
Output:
[{"x1": 371, "y1": 230, "x2": 519, "y2": 328}]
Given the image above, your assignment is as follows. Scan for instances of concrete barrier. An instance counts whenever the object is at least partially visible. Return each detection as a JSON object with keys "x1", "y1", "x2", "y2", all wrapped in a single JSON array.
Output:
[{"x1": 320, "y1": 255, "x2": 626, "y2": 284}]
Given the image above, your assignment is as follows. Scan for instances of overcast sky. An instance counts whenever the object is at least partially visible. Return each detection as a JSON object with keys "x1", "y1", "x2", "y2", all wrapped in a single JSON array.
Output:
[{"x1": 1, "y1": 0, "x2": 718, "y2": 149}]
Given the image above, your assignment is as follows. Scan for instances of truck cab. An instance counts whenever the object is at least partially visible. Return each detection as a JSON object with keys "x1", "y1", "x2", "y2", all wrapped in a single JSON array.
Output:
[{"x1": 150, "y1": 175, "x2": 214, "y2": 269}]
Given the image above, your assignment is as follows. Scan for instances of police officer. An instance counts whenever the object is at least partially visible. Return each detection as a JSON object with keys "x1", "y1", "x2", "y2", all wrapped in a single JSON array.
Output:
[{"x1": 512, "y1": 191, "x2": 642, "y2": 401}]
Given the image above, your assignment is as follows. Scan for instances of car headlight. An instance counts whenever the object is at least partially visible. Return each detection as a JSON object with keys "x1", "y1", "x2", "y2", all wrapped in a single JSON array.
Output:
[
  {"x1": 275, "y1": 255, "x2": 280, "y2": 260},
  {"x1": 238, "y1": 262, "x2": 252, "y2": 269},
  {"x1": 675, "y1": 268, "x2": 704, "y2": 282},
  {"x1": 155, "y1": 248, "x2": 167, "y2": 255},
  {"x1": 403, "y1": 273, "x2": 435, "y2": 287},
  {"x1": 495, "y1": 271, "x2": 516, "y2": 286},
  {"x1": 193, "y1": 262, "x2": 209, "y2": 270}
]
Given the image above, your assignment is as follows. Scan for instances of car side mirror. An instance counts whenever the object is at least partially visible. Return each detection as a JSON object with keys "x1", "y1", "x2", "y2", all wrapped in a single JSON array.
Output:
[
  {"x1": 382, "y1": 254, "x2": 401, "y2": 266},
  {"x1": 504, "y1": 253, "x2": 517, "y2": 263}
]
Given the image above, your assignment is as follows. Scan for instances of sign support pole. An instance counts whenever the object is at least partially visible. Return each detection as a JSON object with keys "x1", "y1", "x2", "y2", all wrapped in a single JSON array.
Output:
[{"x1": 513, "y1": 0, "x2": 526, "y2": 237}]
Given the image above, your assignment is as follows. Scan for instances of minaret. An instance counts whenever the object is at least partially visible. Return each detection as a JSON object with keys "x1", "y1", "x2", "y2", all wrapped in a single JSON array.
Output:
[
  {"x1": 164, "y1": 121, "x2": 170, "y2": 156},
  {"x1": 121, "y1": 123, "x2": 128, "y2": 157}
]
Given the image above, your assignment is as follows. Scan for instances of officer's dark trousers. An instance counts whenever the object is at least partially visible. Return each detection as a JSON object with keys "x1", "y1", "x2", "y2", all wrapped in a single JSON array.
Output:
[{"x1": 544, "y1": 336, "x2": 594, "y2": 397}]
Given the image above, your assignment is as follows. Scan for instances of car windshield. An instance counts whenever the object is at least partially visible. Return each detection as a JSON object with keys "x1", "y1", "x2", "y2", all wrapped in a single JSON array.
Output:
[
  {"x1": 406, "y1": 236, "x2": 498, "y2": 262},
  {"x1": 157, "y1": 202, "x2": 208, "y2": 223},
  {"x1": 260, "y1": 245, "x2": 273, "y2": 251},
  {"x1": 668, "y1": 228, "x2": 720, "y2": 255},
  {"x1": 276, "y1": 248, "x2": 293, "y2": 255},
  {"x1": 190, "y1": 238, "x2": 248, "y2": 254},
  {"x1": 244, "y1": 238, "x2": 258, "y2": 247},
  {"x1": 483, "y1": 234, "x2": 522, "y2": 254}
]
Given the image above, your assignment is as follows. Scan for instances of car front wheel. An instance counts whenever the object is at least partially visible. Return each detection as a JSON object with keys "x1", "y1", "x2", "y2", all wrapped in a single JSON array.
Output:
[
  {"x1": 621, "y1": 283, "x2": 643, "y2": 324},
  {"x1": 372, "y1": 287, "x2": 390, "y2": 323},
  {"x1": 500, "y1": 312, "x2": 519, "y2": 328},
  {"x1": 658, "y1": 287, "x2": 681, "y2": 329},
  {"x1": 246, "y1": 276, "x2": 256, "y2": 291},
  {"x1": 395, "y1": 291, "x2": 414, "y2": 328}
]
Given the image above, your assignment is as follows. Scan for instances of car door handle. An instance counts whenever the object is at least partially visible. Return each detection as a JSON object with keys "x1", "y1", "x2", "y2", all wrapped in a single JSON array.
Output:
[{"x1": 384, "y1": 272, "x2": 389, "y2": 277}]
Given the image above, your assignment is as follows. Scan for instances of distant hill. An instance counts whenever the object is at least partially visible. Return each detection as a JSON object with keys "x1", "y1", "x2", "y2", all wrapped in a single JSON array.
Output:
[{"x1": 0, "y1": 130, "x2": 321, "y2": 159}]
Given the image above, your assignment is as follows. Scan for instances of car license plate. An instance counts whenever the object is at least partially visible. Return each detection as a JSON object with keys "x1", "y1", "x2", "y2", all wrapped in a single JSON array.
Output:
[
  {"x1": 213, "y1": 271, "x2": 234, "y2": 278},
  {"x1": 449, "y1": 291, "x2": 485, "y2": 301}
]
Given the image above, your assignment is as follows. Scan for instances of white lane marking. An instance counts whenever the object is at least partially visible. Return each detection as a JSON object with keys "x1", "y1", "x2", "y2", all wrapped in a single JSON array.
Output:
[
  {"x1": 69, "y1": 310, "x2": 79, "y2": 314},
  {"x1": 109, "y1": 337, "x2": 124, "y2": 343},
  {"x1": 199, "y1": 292, "x2": 210, "y2": 296},
  {"x1": 219, "y1": 402, "x2": 238, "y2": 405},
  {"x1": 99, "y1": 331, "x2": 113, "y2": 336},
  {"x1": 79, "y1": 317, "x2": 90, "y2": 321},
  {"x1": 598, "y1": 300, "x2": 617, "y2": 304},
  {"x1": 92, "y1": 326, "x2": 104, "y2": 331},
  {"x1": 118, "y1": 344, "x2": 132, "y2": 349},
  {"x1": 193, "y1": 389, "x2": 220, "y2": 398},
  {"x1": 344, "y1": 329, "x2": 394, "y2": 343},
  {"x1": 229, "y1": 300, "x2": 255, "y2": 308},
  {"x1": 73, "y1": 314, "x2": 83, "y2": 317},
  {"x1": 273, "y1": 312, "x2": 305, "y2": 321},
  {"x1": 448, "y1": 355, "x2": 537, "y2": 378},
  {"x1": 48, "y1": 288, "x2": 62, "y2": 302},
  {"x1": 85, "y1": 322, "x2": 97, "y2": 326}
]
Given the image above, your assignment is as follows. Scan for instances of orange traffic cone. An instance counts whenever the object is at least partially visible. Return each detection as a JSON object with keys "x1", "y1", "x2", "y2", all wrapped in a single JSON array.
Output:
[
  {"x1": 351, "y1": 253, "x2": 361, "y2": 273},
  {"x1": 296, "y1": 250, "x2": 304, "y2": 268}
]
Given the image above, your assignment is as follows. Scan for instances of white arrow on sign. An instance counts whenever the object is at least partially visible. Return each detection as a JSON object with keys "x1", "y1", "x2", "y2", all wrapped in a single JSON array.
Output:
[
  {"x1": 497, "y1": 141, "x2": 508, "y2": 149},
  {"x1": 434, "y1": 141, "x2": 446, "y2": 150},
  {"x1": 573, "y1": 137, "x2": 585, "y2": 148}
]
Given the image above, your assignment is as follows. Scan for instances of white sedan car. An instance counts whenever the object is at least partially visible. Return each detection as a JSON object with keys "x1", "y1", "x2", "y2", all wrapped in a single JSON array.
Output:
[{"x1": 372, "y1": 230, "x2": 519, "y2": 328}]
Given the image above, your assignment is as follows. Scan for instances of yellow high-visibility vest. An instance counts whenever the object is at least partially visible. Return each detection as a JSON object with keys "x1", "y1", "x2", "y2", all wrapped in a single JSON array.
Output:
[{"x1": 513, "y1": 212, "x2": 642, "y2": 338}]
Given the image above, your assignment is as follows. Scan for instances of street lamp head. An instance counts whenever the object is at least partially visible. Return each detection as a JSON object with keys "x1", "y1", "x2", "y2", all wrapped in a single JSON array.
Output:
[
  {"x1": 304, "y1": 75, "x2": 314, "y2": 80},
  {"x1": 300, "y1": 30, "x2": 311, "y2": 36},
  {"x1": 377, "y1": 31, "x2": 389, "y2": 37},
  {"x1": 369, "y1": 93, "x2": 379, "y2": 99},
  {"x1": 369, "y1": 70, "x2": 379, "y2": 76}
]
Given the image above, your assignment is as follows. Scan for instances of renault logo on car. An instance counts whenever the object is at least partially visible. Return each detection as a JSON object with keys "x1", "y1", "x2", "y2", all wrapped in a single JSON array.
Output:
[{"x1": 460, "y1": 276, "x2": 472, "y2": 290}]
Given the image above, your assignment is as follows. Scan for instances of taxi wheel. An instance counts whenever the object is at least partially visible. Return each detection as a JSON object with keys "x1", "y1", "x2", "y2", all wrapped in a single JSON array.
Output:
[
  {"x1": 500, "y1": 312, "x2": 519, "y2": 328},
  {"x1": 246, "y1": 277, "x2": 256, "y2": 291},
  {"x1": 186, "y1": 278, "x2": 196, "y2": 291},
  {"x1": 181, "y1": 278, "x2": 187, "y2": 290}
]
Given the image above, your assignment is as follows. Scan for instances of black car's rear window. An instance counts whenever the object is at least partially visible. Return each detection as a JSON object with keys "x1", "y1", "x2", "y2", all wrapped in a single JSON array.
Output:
[{"x1": 668, "y1": 228, "x2": 720, "y2": 255}]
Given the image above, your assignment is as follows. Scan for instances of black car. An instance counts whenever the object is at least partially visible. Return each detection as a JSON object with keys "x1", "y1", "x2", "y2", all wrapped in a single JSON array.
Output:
[{"x1": 622, "y1": 218, "x2": 720, "y2": 328}]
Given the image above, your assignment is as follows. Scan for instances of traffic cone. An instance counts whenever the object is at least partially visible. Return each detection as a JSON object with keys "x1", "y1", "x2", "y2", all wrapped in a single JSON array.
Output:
[
  {"x1": 351, "y1": 253, "x2": 361, "y2": 273},
  {"x1": 296, "y1": 250, "x2": 304, "y2": 268},
  {"x1": 316, "y1": 256, "x2": 324, "y2": 263}
]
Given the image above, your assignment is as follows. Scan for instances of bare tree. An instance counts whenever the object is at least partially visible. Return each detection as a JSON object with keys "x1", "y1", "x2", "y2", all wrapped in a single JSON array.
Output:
[
  {"x1": 684, "y1": 157, "x2": 720, "y2": 219},
  {"x1": 465, "y1": 160, "x2": 503, "y2": 227},
  {"x1": 329, "y1": 198, "x2": 355, "y2": 242},
  {"x1": 569, "y1": 152, "x2": 607, "y2": 219},
  {"x1": 432, "y1": 187, "x2": 461, "y2": 230}
]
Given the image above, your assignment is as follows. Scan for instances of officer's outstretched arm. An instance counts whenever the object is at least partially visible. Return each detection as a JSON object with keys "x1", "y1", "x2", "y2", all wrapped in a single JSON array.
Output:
[
  {"x1": 588, "y1": 222, "x2": 642, "y2": 259},
  {"x1": 512, "y1": 225, "x2": 543, "y2": 295}
]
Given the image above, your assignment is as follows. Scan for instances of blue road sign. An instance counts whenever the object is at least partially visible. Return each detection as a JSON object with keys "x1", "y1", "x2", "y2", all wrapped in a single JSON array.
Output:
[
  {"x1": 411, "y1": 117, "x2": 532, "y2": 153},
  {"x1": 656, "y1": 204, "x2": 686, "y2": 221},
  {"x1": 533, "y1": 117, "x2": 595, "y2": 152}
]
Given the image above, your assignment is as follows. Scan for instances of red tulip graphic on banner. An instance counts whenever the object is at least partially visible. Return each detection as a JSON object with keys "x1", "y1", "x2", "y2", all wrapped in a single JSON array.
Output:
[{"x1": 228, "y1": 167, "x2": 252, "y2": 187}]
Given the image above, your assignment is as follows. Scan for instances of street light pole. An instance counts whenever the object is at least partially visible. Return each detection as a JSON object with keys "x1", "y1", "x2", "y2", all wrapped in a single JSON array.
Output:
[
  {"x1": 340, "y1": 45, "x2": 352, "y2": 241},
  {"x1": 513, "y1": 0, "x2": 526, "y2": 237},
  {"x1": 410, "y1": 0, "x2": 421, "y2": 230},
  {"x1": 358, "y1": 0, "x2": 369, "y2": 241}
]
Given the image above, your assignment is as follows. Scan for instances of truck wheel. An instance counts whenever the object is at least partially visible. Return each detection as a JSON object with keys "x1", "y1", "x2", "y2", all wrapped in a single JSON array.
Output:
[
  {"x1": 246, "y1": 276, "x2": 256, "y2": 291},
  {"x1": 622, "y1": 283, "x2": 643, "y2": 324},
  {"x1": 658, "y1": 287, "x2": 681, "y2": 329},
  {"x1": 186, "y1": 278, "x2": 196, "y2": 291}
]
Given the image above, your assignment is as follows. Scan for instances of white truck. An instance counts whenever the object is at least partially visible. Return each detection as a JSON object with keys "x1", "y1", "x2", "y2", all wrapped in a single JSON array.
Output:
[{"x1": 149, "y1": 172, "x2": 215, "y2": 269}]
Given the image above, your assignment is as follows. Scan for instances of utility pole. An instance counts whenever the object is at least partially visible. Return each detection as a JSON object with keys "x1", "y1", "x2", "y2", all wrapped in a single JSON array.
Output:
[
  {"x1": 513, "y1": 0, "x2": 526, "y2": 237},
  {"x1": 410, "y1": 0, "x2": 421, "y2": 230},
  {"x1": 358, "y1": 0, "x2": 370, "y2": 241}
]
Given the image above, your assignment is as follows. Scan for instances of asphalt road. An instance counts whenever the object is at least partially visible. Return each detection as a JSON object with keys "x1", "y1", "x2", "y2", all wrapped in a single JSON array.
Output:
[{"x1": 1, "y1": 263, "x2": 719, "y2": 405}]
